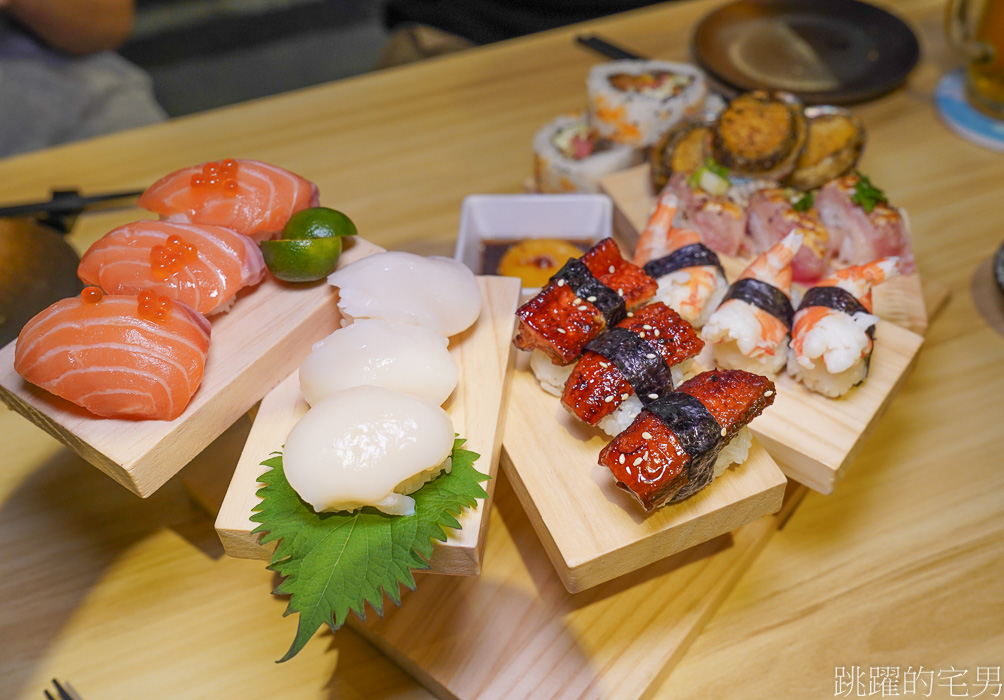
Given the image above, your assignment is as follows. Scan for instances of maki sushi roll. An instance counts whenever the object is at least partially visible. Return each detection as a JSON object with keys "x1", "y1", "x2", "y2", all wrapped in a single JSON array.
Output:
[
  {"x1": 702, "y1": 232, "x2": 802, "y2": 378},
  {"x1": 514, "y1": 238, "x2": 656, "y2": 365},
  {"x1": 533, "y1": 114, "x2": 642, "y2": 194},
  {"x1": 598, "y1": 369, "x2": 776, "y2": 510},
  {"x1": 587, "y1": 60, "x2": 707, "y2": 148},
  {"x1": 788, "y1": 257, "x2": 900, "y2": 397},
  {"x1": 561, "y1": 302, "x2": 704, "y2": 436}
]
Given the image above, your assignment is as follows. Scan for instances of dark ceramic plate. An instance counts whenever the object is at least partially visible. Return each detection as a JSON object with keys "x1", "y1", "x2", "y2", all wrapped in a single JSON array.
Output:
[{"x1": 692, "y1": 0, "x2": 920, "y2": 104}]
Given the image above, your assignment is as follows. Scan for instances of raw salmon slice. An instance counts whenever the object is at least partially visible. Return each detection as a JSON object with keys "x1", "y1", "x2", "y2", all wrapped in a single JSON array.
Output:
[
  {"x1": 138, "y1": 158, "x2": 319, "y2": 240},
  {"x1": 78, "y1": 220, "x2": 266, "y2": 315},
  {"x1": 14, "y1": 292, "x2": 211, "y2": 420}
]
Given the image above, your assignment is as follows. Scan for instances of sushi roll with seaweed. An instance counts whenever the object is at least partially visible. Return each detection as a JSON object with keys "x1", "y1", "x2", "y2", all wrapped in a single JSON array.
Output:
[
  {"x1": 598, "y1": 369, "x2": 775, "y2": 510},
  {"x1": 587, "y1": 60, "x2": 707, "y2": 148},
  {"x1": 561, "y1": 302, "x2": 704, "y2": 436},
  {"x1": 633, "y1": 191, "x2": 728, "y2": 328},
  {"x1": 787, "y1": 257, "x2": 900, "y2": 397},
  {"x1": 702, "y1": 231, "x2": 801, "y2": 378},
  {"x1": 533, "y1": 114, "x2": 642, "y2": 194},
  {"x1": 514, "y1": 238, "x2": 656, "y2": 365}
]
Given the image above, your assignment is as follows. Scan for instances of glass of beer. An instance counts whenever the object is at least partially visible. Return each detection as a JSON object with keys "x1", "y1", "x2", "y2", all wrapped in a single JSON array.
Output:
[{"x1": 946, "y1": 0, "x2": 1004, "y2": 117}]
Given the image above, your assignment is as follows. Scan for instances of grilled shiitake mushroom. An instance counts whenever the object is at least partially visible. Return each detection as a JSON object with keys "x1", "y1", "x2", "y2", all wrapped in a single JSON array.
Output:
[
  {"x1": 711, "y1": 91, "x2": 807, "y2": 180},
  {"x1": 785, "y1": 106, "x2": 866, "y2": 191},
  {"x1": 649, "y1": 113, "x2": 716, "y2": 191}
]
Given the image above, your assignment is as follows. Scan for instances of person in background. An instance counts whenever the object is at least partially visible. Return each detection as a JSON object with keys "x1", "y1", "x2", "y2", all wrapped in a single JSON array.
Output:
[{"x1": 0, "y1": 0, "x2": 166, "y2": 158}]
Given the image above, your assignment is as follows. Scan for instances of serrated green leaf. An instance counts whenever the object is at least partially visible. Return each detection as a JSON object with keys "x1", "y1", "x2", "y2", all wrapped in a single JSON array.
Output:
[
  {"x1": 850, "y1": 171, "x2": 888, "y2": 214},
  {"x1": 250, "y1": 438, "x2": 487, "y2": 662}
]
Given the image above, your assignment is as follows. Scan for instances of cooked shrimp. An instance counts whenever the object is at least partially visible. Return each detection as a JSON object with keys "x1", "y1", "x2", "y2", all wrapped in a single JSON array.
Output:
[{"x1": 634, "y1": 192, "x2": 728, "y2": 328}]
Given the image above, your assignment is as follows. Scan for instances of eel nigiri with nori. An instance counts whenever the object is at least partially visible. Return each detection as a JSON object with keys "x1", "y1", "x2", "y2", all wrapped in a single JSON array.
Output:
[
  {"x1": 513, "y1": 238, "x2": 656, "y2": 365},
  {"x1": 561, "y1": 302, "x2": 704, "y2": 436},
  {"x1": 598, "y1": 369, "x2": 775, "y2": 511}
]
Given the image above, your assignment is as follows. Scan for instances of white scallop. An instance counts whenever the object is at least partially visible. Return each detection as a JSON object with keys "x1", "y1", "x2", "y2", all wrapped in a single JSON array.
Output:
[
  {"x1": 328, "y1": 251, "x2": 481, "y2": 337},
  {"x1": 299, "y1": 319, "x2": 458, "y2": 407},
  {"x1": 283, "y1": 385, "x2": 455, "y2": 516}
]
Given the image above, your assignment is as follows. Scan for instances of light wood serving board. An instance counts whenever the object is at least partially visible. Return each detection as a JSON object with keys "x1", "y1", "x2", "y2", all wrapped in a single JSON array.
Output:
[
  {"x1": 502, "y1": 353, "x2": 787, "y2": 592},
  {"x1": 0, "y1": 237, "x2": 382, "y2": 498},
  {"x1": 600, "y1": 164, "x2": 932, "y2": 336},
  {"x1": 215, "y1": 275, "x2": 521, "y2": 576},
  {"x1": 353, "y1": 470, "x2": 807, "y2": 700},
  {"x1": 599, "y1": 165, "x2": 933, "y2": 494}
]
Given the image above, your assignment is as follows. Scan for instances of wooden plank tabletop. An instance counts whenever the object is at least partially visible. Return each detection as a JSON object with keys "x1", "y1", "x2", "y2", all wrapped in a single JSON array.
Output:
[{"x1": 1, "y1": 0, "x2": 1002, "y2": 698}]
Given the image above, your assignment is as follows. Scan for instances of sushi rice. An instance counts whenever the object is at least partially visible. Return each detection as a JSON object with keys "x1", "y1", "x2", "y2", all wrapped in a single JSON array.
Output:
[
  {"x1": 702, "y1": 299, "x2": 790, "y2": 378},
  {"x1": 786, "y1": 310, "x2": 879, "y2": 397},
  {"x1": 587, "y1": 60, "x2": 707, "y2": 148}
]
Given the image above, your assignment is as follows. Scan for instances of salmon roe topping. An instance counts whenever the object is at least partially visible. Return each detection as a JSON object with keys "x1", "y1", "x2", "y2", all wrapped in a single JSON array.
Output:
[
  {"x1": 189, "y1": 158, "x2": 239, "y2": 195},
  {"x1": 150, "y1": 234, "x2": 198, "y2": 279},
  {"x1": 81, "y1": 286, "x2": 103, "y2": 304},
  {"x1": 137, "y1": 290, "x2": 172, "y2": 323}
]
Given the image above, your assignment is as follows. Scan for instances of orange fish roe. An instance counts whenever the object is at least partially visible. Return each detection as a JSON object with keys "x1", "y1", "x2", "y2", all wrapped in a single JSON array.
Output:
[
  {"x1": 189, "y1": 158, "x2": 239, "y2": 195},
  {"x1": 138, "y1": 290, "x2": 173, "y2": 323},
  {"x1": 81, "y1": 286, "x2": 103, "y2": 304},
  {"x1": 150, "y1": 234, "x2": 199, "y2": 279}
]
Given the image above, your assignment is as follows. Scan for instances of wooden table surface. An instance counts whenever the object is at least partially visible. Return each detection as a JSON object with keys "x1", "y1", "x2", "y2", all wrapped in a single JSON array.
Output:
[{"x1": 2, "y1": 0, "x2": 1002, "y2": 697}]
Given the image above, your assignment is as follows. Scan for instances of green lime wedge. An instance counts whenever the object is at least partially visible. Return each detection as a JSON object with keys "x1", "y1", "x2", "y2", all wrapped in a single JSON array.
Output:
[
  {"x1": 261, "y1": 237, "x2": 343, "y2": 282},
  {"x1": 283, "y1": 207, "x2": 358, "y2": 241}
]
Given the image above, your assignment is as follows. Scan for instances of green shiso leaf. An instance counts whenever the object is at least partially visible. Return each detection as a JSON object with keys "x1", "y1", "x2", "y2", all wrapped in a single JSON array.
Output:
[
  {"x1": 850, "y1": 171, "x2": 888, "y2": 214},
  {"x1": 250, "y1": 437, "x2": 488, "y2": 662}
]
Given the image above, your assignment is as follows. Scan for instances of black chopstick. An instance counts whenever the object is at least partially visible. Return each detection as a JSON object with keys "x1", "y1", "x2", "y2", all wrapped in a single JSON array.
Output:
[
  {"x1": 575, "y1": 34, "x2": 647, "y2": 61},
  {"x1": 0, "y1": 189, "x2": 144, "y2": 218}
]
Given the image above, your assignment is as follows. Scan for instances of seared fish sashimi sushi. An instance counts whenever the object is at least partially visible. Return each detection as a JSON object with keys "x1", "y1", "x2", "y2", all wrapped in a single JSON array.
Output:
[
  {"x1": 78, "y1": 220, "x2": 266, "y2": 316},
  {"x1": 138, "y1": 158, "x2": 319, "y2": 241},
  {"x1": 599, "y1": 369, "x2": 775, "y2": 510},
  {"x1": 787, "y1": 257, "x2": 900, "y2": 397},
  {"x1": 702, "y1": 231, "x2": 801, "y2": 378},
  {"x1": 634, "y1": 191, "x2": 728, "y2": 328},
  {"x1": 814, "y1": 173, "x2": 915, "y2": 273},
  {"x1": 14, "y1": 288, "x2": 211, "y2": 420},
  {"x1": 746, "y1": 188, "x2": 833, "y2": 285},
  {"x1": 666, "y1": 172, "x2": 750, "y2": 257},
  {"x1": 282, "y1": 385, "x2": 455, "y2": 517},
  {"x1": 514, "y1": 238, "x2": 656, "y2": 365},
  {"x1": 327, "y1": 251, "x2": 481, "y2": 337},
  {"x1": 561, "y1": 302, "x2": 704, "y2": 436}
]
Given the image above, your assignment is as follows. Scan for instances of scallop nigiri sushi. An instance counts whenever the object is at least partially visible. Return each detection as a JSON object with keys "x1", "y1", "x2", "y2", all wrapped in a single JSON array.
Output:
[
  {"x1": 283, "y1": 385, "x2": 455, "y2": 516},
  {"x1": 14, "y1": 288, "x2": 211, "y2": 420},
  {"x1": 328, "y1": 252, "x2": 481, "y2": 337},
  {"x1": 298, "y1": 319, "x2": 458, "y2": 407},
  {"x1": 78, "y1": 220, "x2": 266, "y2": 316},
  {"x1": 137, "y1": 158, "x2": 319, "y2": 241}
]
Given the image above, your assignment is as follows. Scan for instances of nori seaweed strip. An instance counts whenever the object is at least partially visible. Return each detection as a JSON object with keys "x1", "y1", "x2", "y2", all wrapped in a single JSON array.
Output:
[
  {"x1": 643, "y1": 243, "x2": 725, "y2": 279},
  {"x1": 721, "y1": 278, "x2": 794, "y2": 329},
  {"x1": 645, "y1": 392, "x2": 724, "y2": 502},
  {"x1": 550, "y1": 258, "x2": 626, "y2": 327},
  {"x1": 799, "y1": 285, "x2": 876, "y2": 376},
  {"x1": 584, "y1": 328, "x2": 676, "y2": 405}
]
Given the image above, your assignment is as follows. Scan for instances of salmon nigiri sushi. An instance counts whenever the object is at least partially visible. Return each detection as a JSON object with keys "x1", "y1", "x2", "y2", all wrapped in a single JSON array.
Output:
[
  {"x1": 138, "y1": 158, "x2": 319, "y2": 241},
  {"x1": 78, "y1": 220, "x2": 266, "y2": 316},
  {"x1": 14, "y1": 288, "x2": 211, "y2": 420}
]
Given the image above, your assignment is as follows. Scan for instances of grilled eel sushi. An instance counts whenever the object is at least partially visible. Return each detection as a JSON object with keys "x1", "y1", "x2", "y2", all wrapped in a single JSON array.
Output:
[
  {"x1": 599, "y1": 369, "x2": 775, "y2": 510},
  {"x1": 514, "y1": 238, "x2": 656, "y2": 365},
  {"x1": 561, "y1": 302, "x2": 703, "y2": 436}
]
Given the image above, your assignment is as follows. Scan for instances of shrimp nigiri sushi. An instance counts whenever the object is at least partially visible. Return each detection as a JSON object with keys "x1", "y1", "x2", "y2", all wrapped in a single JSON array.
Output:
[
  {"x1": 787, "y1": 257, "x2": 900, "y2": 397},
  {"x1": 633, "y1": 191, "x2": 728, "y2": 328},
  {"x1": 14, "y1": 288, "x2": 211, "y2": 420},
  {"x1": 78, "y1": 220, "x2": 266, "y2": 316},
  {"x1": 561, "y1": 302, "x2": 704, "y2": 436},
  {"x1": 514, "y1": 238, "x2": 657, "y2": 365},
  {"x1": 283, "y1": 385, "x2": 455, "y2": 517},
  {"x1": 599, "y1": 369, "x2": 775, "y2": 510},
  {"x1": 138, "y1": 158, "x2": 319, "y2": 241},
  {"x1": 702, "y1": 231, "x2": 802, "y2": 378}
]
